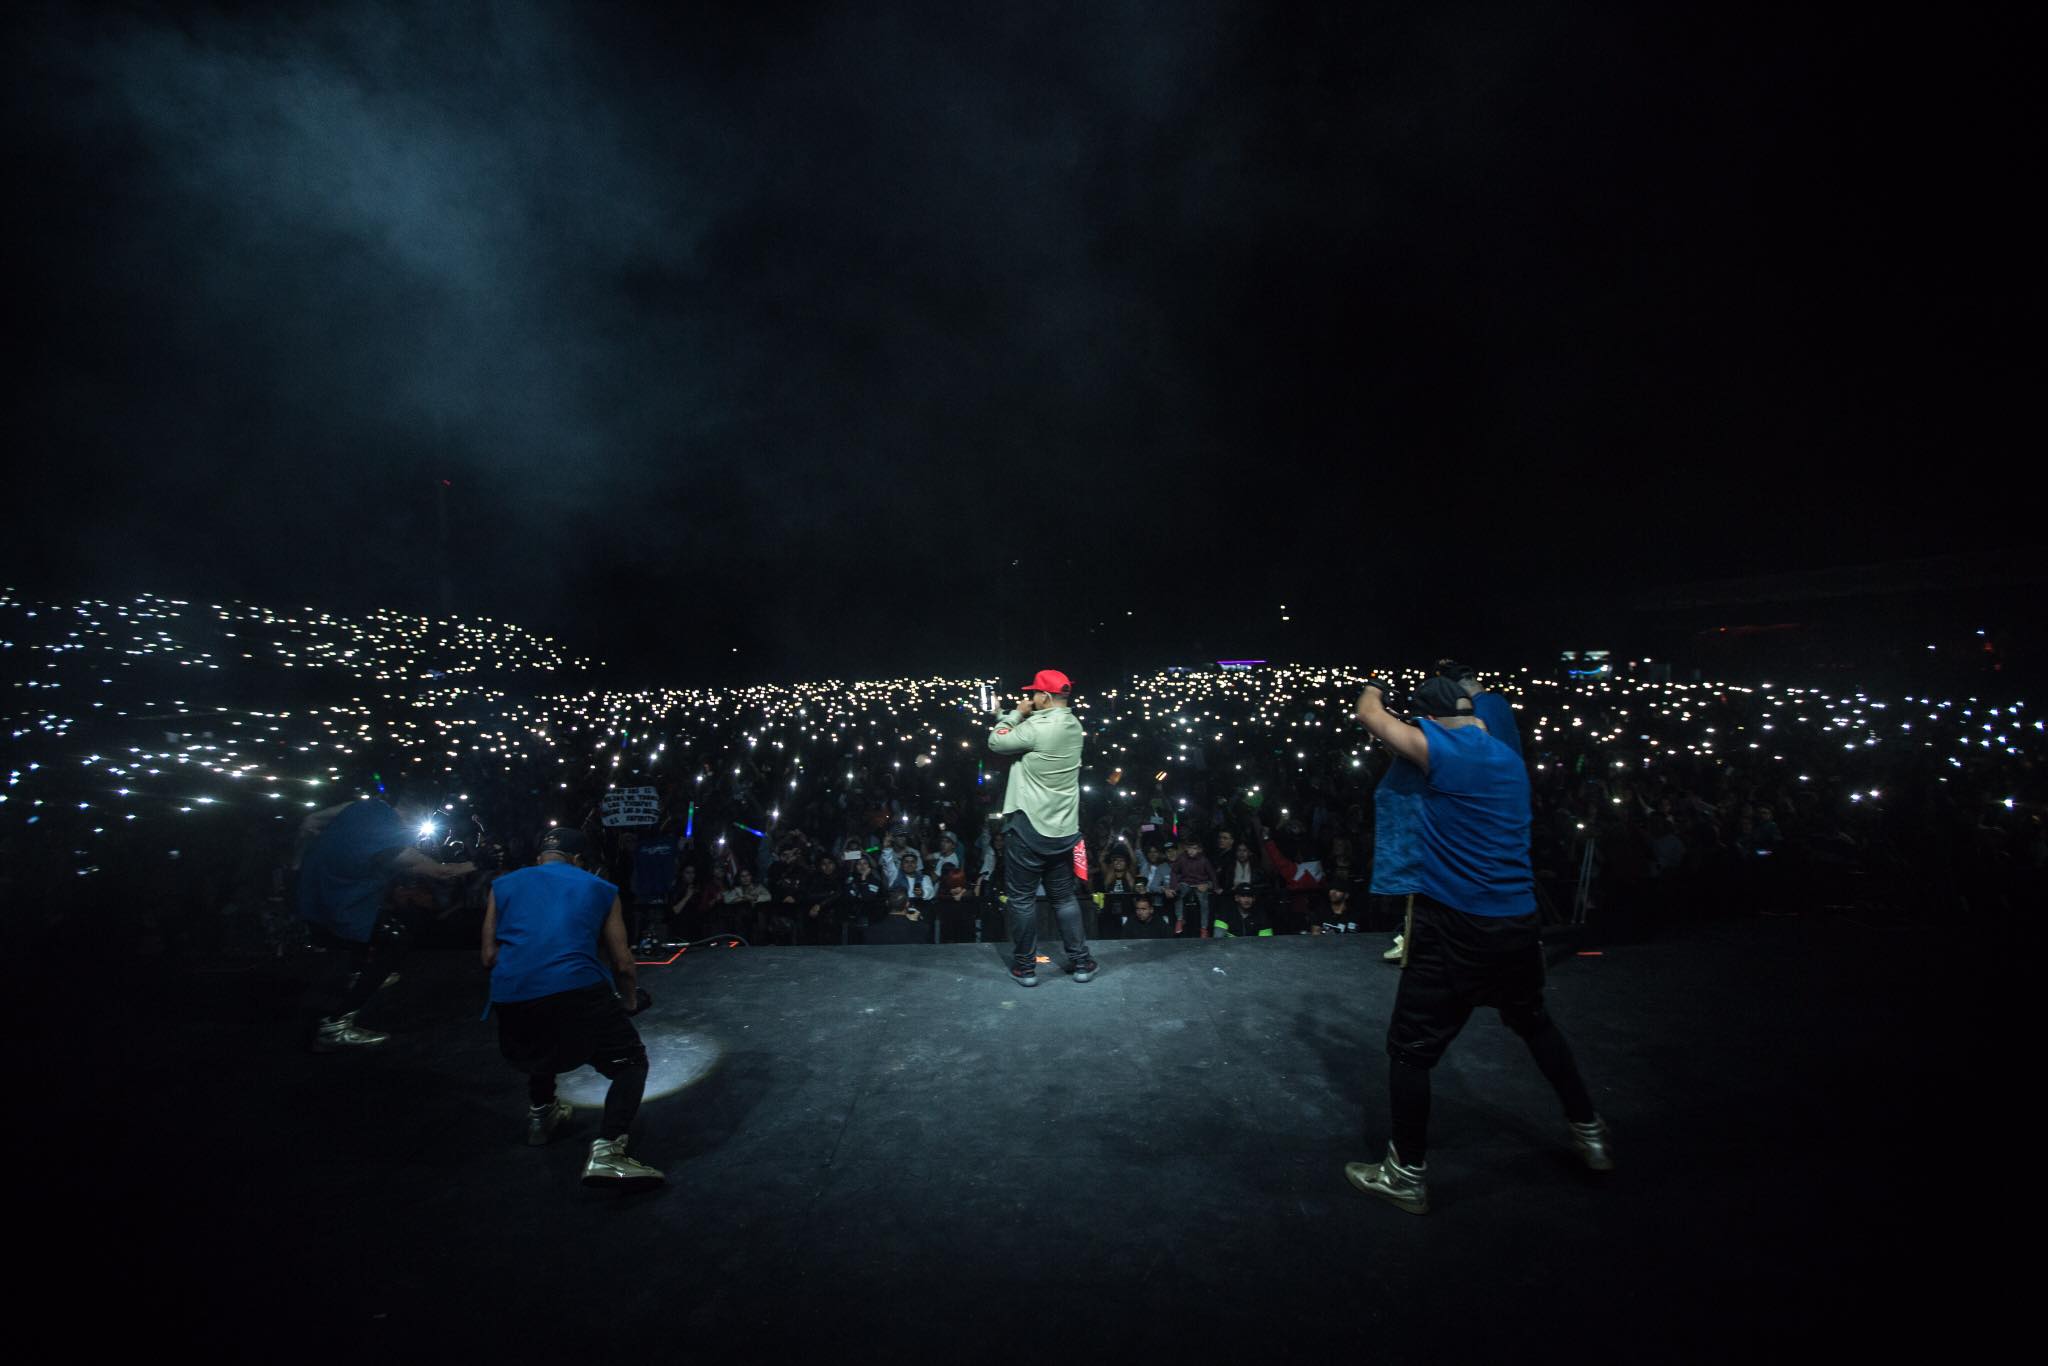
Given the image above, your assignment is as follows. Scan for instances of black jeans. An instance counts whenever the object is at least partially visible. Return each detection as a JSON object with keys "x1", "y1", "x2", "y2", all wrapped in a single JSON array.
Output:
[
  {"x1": 1002, "y1": 812, "x2": 1090, "y2": 970},
  {"x1": 1382, "y1": 896, "x2": 1595, "y2": 1164},
  {"x1": 310, "y1": 912, "x2": 411, "y2": 1018},
  {"x1": 496, "y1": 983, "x2": 649, "y2": 1140}
]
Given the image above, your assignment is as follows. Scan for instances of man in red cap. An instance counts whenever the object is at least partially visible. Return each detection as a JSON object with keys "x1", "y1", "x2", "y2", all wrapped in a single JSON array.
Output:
[{"x1": 988, "y1": 669, "x2": 1096, "y2": 986}]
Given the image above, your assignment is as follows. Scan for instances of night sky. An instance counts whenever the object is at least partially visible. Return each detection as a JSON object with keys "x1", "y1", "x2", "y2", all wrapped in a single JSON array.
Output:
[{"x1": 3, "y1": 1, "x2": 2034, "y2": 683}]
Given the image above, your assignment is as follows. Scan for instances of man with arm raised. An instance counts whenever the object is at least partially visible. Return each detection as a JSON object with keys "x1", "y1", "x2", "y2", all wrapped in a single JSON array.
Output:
[{"x1": 1344, "y1": 676, "x2": 1611, "y2": 1215}]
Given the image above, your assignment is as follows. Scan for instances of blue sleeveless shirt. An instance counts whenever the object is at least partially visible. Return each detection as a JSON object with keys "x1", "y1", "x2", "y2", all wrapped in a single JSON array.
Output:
[
  {"x1": 297, "y1": 799, "x2": 412, "y2": 943},
  {"x1": 1472, "y1": 692, "x2": 1523, "y2": 757},
  {"x1": 1370, "y1": 754, "x2": 1427, "y2": 896},
  {"x1": 489, "y1": 862, "x2": 619, "y2": 1003},
  {"x1": 1417, "y1": 719, "x2": 1536, "y2": 917}
]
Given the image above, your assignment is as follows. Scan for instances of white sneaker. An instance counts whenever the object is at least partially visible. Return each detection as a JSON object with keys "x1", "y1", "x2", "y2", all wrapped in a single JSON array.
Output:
[
  {"x1": 582, "y1": 1135, "x2": 664, "y2": 1189},
  {"x1": 1381, "y1": 934, "x2": 1405, "y2": 963}
]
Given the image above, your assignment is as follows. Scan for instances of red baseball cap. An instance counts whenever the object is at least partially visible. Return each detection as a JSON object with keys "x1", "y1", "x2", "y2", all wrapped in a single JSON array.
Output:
[{"x1": 1020, "y1": 669, "x2": 1071, "y2": 695}]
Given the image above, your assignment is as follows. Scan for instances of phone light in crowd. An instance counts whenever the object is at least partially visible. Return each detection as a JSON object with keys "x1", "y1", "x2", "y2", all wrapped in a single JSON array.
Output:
[{"x1": 1153, "y1": 771, "x2": 1167, "y2": 783}]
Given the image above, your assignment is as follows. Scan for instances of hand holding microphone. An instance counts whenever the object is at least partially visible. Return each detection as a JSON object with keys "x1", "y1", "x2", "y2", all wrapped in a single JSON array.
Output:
[{"x1": 1360, "y1": 678, "x2": 1400, "y2": 711}]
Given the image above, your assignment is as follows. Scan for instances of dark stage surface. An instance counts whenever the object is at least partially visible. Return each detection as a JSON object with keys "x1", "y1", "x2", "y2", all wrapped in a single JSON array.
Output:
[{"x1": 38, "y1": 920, "x2": 1995, "y2": 1361}]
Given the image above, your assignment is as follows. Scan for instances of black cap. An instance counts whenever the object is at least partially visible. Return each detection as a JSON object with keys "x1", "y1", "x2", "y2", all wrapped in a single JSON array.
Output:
[
  {"x1": 1412, "y1": 676, "x2": 1476, "y2": 719},
  {"x1": 539, "y1": 827, "x2": 590, "y2": 858},
  {"x1": 1435, "y1": 659, "x2": 1477, "y2": 683}
]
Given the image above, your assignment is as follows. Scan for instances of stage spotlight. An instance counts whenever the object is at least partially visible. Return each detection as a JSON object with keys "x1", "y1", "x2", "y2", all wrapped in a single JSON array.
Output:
[{"x1": 556, "y1": 1028, "x2": 723, "y2": 1106}]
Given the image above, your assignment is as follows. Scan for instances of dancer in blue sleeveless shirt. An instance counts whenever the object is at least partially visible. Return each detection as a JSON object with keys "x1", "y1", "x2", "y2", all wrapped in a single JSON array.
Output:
[
  {"x1": 485, "y1": 827, "x2": 663, "y2": 1189},
  {"x1": 1344, "y1": 675, "x2": 1611, "y2": 1215}
]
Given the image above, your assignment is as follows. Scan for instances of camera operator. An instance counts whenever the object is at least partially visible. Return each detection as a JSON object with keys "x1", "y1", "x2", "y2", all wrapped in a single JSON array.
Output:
[
  {"x1": 297, "y1": 790, "x2": 476, "y2": 1051},
  {"x1": 864, "y1": 887, "x2": 928, "y2": 945},
  {"x1": 483, "y1": 827, "x2": 662, "y2": 1189}
]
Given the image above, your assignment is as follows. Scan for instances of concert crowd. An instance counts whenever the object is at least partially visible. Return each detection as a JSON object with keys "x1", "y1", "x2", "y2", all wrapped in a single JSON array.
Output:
[{"x1": 2, "y1": 590, "x2": 2040, "y2": 960}]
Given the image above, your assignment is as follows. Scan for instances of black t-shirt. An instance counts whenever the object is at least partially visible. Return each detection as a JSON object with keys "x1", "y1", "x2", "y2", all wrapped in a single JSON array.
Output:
[
  {"x1": 768, "y1": 863, "x2": 807, "y2": 904},
  {"x1": 864, "y1": 914, "x2": 928, "y2": 945},
  {"x1": 841, "y1": 877, "x2": 886, "y2": 923},
  {"x1": 1123, "y1": 913, "x2": 1175, "y2": 940},
  {"x1": 1214, "y1": 901, "x2": 1271, "y2": 938}
]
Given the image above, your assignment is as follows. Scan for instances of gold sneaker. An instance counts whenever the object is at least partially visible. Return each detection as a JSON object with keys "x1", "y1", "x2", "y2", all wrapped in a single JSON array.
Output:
[
  {"x1": 582, "y1": 1135, "x2": 664, "y2": 1189},
  {"x1": 526, "y1": 1097, "x2": 574, "y2": 1147},
  {"x1": 1570, "y1": 1117, "x2": 1616, "y2": 1172},
  {"x1": 311, "y1": 1011, "x2": 388, "y2": 1052},
  {"x1": 1345, "y1": 1145, "x2": 1429, "y2": 1214}
]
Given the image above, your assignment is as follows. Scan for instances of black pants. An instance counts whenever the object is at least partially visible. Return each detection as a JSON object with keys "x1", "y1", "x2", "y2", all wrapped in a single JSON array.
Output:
[
  {"x1": 1003, "y1": 812, "x2": 1090, "y2": 970},
  {"x1": 496, "y1": 983, "x2": 649, "y2": 1140},
  {"x1": 310, "y1": 912, "x2": 411, "y2": 1018},
  {"x1": 1382, "y1": 896, "x2": 1595, "y2": 1164}
]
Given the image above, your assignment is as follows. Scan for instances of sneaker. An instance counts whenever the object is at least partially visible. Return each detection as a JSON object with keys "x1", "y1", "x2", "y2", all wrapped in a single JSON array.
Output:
[
  {"x1": 1382, "y1": 934, "x2": 1405, "y2": 963},
  {"x1": 1570, "y1": 1116, "x2": 1615, "y2": 1172},
  {"x1": 1066, "y1": 958, "x2": 1099, "y2": 983},
  {"x1": 1009, "y1": 964, "x2": 1039, "y2": 988},
  {"x1": 583, "y1": 1135, "x2": 664, "y2": 1189},
  {"x1": 526, "y1": 1097, "x2": 574, "y2": 1147},
  {"x1": 311, "y1": 1011, "x2": 388, "y2": 1052},
  {"x1": 1345, "y1": 1145, "x2": 1429, "y2": 1214}
]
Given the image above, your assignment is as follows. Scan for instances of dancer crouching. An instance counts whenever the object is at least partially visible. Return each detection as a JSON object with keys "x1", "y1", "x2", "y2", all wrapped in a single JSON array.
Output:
[{"x1": 484, "y1": 828, "x2": 663, "y2": 1189}]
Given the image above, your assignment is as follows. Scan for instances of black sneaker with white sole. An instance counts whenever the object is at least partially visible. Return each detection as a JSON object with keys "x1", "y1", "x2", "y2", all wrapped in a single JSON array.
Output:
[
  {"x1": 1066, "y1": 958, "x2": 1099, "y2": 983},
  {"x1": 1009, "y1": 964, "x2": 1039, "y2": 987}
]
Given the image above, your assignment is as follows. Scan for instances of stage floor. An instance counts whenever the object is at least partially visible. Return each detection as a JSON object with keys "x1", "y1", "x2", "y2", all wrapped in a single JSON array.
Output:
[{"x1": 33, "y1": 919, "x2": 1988, "y2": 1360}]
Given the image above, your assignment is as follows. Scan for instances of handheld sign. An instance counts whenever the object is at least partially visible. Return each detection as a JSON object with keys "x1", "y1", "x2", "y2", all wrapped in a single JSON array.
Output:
[{"x1": 600, "y1": 786, "x2": 661, "y2": 828}]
